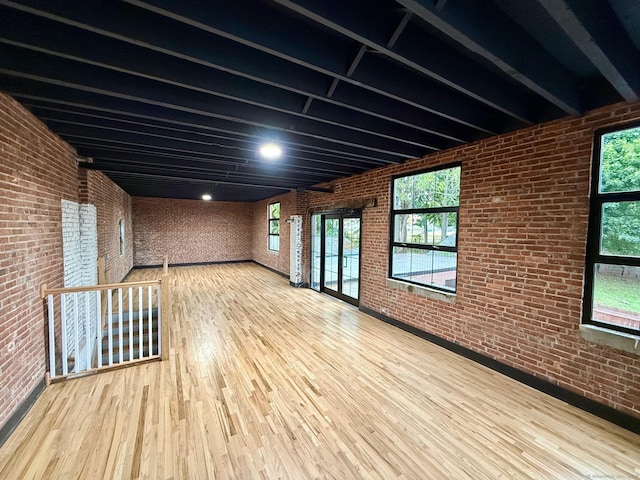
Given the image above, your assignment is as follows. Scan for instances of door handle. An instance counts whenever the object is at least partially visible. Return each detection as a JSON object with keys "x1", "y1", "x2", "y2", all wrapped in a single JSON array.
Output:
[{"x1": 343, "y1": 255, "x2": 347, "y2": 268}]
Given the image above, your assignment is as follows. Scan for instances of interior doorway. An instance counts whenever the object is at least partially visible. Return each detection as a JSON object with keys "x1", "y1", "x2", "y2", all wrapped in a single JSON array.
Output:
[{"x1": 311, "y1": 212, "x2": 361, "y2": 306}]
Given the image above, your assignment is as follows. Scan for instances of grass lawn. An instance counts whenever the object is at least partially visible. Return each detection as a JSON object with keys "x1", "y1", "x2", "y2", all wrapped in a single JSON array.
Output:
[{"x1": 594, "y1": 274, "x2": 640, "y2": 314}]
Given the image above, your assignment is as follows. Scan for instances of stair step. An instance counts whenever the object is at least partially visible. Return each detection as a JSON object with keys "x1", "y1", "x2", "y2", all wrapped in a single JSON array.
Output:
[
  {"x1": 101, "y1": 346, "x2": 159, "y2": 364},
  {"x1": 102, "y1": 333, "x2": 159, "y2": 350},
  {"x1": 105, "y1": 321, "x2": 159, "y2": 337},
  {"x1": 104, "y1": 307, "x2": 159, "y2": 325}
]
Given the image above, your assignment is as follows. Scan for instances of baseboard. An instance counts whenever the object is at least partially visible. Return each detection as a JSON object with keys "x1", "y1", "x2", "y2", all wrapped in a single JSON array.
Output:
[
  {"x1": 132, "y1": 259, "x2": 252, "y2": 269},
  {"x1": 0, "y1": 378, "x2": 46, "y2": 448},
  {"x1": 359, "y1": 306, "x2": 640, "y2": 435},
  {"x1": 252, "y1": 261, "x2": 288, "y2": 279},
  {"x1": 289, "y1": 281, "x2": 309, "y2": 288}
]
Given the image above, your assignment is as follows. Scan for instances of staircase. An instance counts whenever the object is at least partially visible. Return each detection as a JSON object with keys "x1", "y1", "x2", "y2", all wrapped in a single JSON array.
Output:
[{"x1": 99, "y1": 308, "x2": 159, "y2": 365}]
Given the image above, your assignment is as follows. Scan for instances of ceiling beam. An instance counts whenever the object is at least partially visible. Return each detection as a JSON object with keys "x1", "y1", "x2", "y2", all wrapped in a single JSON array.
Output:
[
  {"x1": 268, "y1": 0, "x2": 537, "y2": 122},
  {"x1": 395, "y1": 0, "x2": 582, "y2": 115},
  {"x1": 31, "y1": 108, "x2": 369, "y2": 174},
  {"x1": 0, "y1": 1, "x2": 502, "y2": 135},
  {"x1": 386, "y1": 11, "x2": 412, "y2": 48},
  {"x1": 42, "y1": 118, "x2": 386, "y2": 172},
  {"x1": 0, "y1": 67, "x2": 422, "y2": 160},
  {"x1": 88, "y1": 153, "x2": 338, "y2": 182},
  {"x1": 0, "y1": 34, "x2": 464, "y2": 144},
  {"x1": 537, "y1": 0, "x2": 640, "y2": 101},
  {"x1": 13, "y1": 91, "x2": 403, "y2": 164},
  {"x1": 77, "y1": 143, "x2": 360, "y2": 178},
  {"x1": 118, "y1": 0, "x2": 522, "y2": 128},
  {"x1": 89, "y1": 167, "x2": 315, "y2": 192},
  {"x1": 0, "y1": 43, "x2": 444, "y2": 154}
]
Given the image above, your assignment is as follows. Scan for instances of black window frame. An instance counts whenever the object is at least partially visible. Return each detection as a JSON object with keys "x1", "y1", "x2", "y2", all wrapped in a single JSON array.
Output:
[
  {"x1": 583, "y1": 121, "x2": 640, "y2": 335},
  {"x1": 268, "y1": 202, "x2": 280, "y2": 252},
  {"x1": 118, "y1": 219, "x2": 125, "y2": 256},
  {"x1": 389, "y1": 162, "x2": 461, "y2": 293}
]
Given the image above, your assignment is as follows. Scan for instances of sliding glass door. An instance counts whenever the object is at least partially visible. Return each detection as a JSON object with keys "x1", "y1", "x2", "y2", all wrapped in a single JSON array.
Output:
[{"x1": 311, "y1": 212, "x2": 361, "y2": 305}]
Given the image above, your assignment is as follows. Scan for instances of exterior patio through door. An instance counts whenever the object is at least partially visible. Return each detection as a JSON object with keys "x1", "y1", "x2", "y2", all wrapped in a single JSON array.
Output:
[{"x1": 311, "y1": 212, "x2": 361, "y2": 306}]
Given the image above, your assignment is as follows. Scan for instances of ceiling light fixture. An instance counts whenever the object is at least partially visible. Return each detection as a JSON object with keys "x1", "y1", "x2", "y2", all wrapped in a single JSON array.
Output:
[
  {"x1": 259, "y1": 142, "x2": 282, "y2": 160},
  {"x1": 201, "y1": 194, "x2": 212, "y2": 201}
]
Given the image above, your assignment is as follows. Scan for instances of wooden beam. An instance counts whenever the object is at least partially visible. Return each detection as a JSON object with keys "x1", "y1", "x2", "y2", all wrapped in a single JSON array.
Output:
[
  {"x1": 538, "y1": 0, "x2": 640, "y2": 101},
  {"x1": 396, "y1": 0, "x2": 583, "y2": 115}
]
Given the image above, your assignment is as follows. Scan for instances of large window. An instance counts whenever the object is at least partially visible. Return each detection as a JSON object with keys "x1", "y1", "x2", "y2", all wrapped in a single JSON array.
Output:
[
  {"x1": 584, "y1": 124, "x2": 640, "y2": 335},
  {"x1": 268, "y1": 202, "x2": 280, "y2": 251},
  {"x1": 390, "y1": 163, "x2": 460, "y2": 292}
]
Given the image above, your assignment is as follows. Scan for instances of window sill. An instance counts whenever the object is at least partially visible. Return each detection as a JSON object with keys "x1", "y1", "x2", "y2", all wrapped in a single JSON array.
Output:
[
  {"x1": 386, "y1": 278, "x2": 456, "y2": 304},
  {"x1": 579, "y1": 324, "x2": 640, "y2": 355}
]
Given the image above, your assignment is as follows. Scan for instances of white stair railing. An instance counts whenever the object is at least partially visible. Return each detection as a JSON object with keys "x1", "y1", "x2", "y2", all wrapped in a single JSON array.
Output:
[{"x1": 41, "y1": 280, "x2": 162, "y2": 380}]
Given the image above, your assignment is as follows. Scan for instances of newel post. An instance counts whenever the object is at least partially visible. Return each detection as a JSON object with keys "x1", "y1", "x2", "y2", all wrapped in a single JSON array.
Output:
[{"x1": 160, "y1": 257, "x2": 172, "y2": 361}]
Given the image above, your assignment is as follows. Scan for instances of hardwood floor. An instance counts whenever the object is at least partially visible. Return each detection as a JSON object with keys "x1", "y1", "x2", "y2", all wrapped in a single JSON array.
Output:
[{"x1": 0, "y1": 263, "x2": 638, "y2": 479}]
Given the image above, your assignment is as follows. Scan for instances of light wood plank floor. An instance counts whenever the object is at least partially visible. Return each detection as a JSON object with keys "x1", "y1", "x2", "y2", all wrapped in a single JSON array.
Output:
[{"x1": 1, "y1": 263, "x2": 638, "y2": 479}]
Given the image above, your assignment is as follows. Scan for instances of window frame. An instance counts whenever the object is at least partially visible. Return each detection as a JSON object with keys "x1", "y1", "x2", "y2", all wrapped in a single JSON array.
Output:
[
  {"x1": 583, "y1": 121, "x2": 640, "y2": 336},
  {"x1": 268, "y1": 202, "x2": 280, "y2": 252},
  {"x1": 388, "y1": 162, "x2": 461, "y2": 293},
  {"x1": 118, "y1": 219, "x2": 125, "y2": 256}
]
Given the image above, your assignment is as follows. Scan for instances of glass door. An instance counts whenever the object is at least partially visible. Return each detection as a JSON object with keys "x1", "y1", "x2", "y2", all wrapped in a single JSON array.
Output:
[
  {"x1": 311, "y1": 212, "x2": 361, "y2": 306},
  {"x1": 323, "y1": 216, "x2": 341, "y2": 294},
  {"x1": 341, "y1": 217, "x2": 360, "y2": 300}
]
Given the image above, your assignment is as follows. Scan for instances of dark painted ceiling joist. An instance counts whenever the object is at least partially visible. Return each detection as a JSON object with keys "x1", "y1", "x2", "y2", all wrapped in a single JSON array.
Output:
[
  {"x1": 115, "y1": 0, "x2": 518, "y2": 130},
  {"x1": 14, "y1": 92, "x2": 402, "y2": 165},
  {"x1": 269, "y1": 0, "x2": 537, "y2": 123},
  {"x1": 396, "y1": 0, "x2": 583, "y2": 116},
  {"x1": 0, "y1": 1, "x2": 503, "y2": 135},
  {"x1": 537, "y1": 0, "x2": 640, "y2": 101},
  {"x1": 0, "y1": 0, "x2": 636, "y2": 201}
]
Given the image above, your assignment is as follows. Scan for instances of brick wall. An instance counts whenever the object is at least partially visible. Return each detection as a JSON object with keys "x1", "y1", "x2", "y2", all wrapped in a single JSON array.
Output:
[
  {"x1": 133, "y1": 197, "x2": 253, "y2": 266},
  {"x1": 80, "y1": 169, "x2": 133, "y2": 283},
  {"x1": 0, "y1": 94, "x2": 134, "y2": 432},
  {"x1": 0, "y1": 93, "x2": 78, "y2": 430},
  {"x1": 251, "y1": 192, "x2": 302, "y2": 276},
  {"x1": 265, "y1": 100, "x2": 640, "y2": 418},
  {"x1": 60, "y1": 200, "x2": 99, "y2": 370},
  {"x1": 61, "y1": 200, "x2": 98, "y2": 288}
]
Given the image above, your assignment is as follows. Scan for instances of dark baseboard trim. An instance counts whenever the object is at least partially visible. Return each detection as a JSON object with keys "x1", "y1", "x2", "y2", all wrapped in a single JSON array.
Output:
[
  {"x1": 252, "y1": 261, "x2": 288, "y2": 279},
  {"x1": 132, "y1": 259, "x2": 252, "y2": 270},
  {"x1": 0, "y1": 378, "x2": 46, "y2": 448},
  {"x1": 360, "y1": 306, "x2": 640, "y2": 435},
  {"x1": 289, "y1": 281, "x2": 309, "y2": 288}
]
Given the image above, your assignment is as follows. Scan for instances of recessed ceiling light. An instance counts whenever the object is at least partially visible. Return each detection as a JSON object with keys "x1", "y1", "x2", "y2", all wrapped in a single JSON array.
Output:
[
  {"x1": 259, "y1": 142, "x2": 282, "y2": 160},
  {"x1": 202, "y1": 194, "x2": 212, "y2": 201}
]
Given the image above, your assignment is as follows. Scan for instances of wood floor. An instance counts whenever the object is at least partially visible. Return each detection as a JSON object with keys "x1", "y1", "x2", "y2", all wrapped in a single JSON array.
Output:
[{"x1": 1, "y1": 263, "x2": 638, "y2": 479}]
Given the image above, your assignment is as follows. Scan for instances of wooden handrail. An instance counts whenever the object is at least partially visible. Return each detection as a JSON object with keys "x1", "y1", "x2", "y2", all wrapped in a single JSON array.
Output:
[{"x1": 41, "y1": 279, "x2": 161, "y2": 298}]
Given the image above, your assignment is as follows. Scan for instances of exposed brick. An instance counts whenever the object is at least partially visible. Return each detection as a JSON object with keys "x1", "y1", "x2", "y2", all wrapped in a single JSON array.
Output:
[
  {"x1": 0, "y1": 93, "x2": 132, "y2": 430},
  {"x1": 253, "y1": 100, "x2": 640, "y2": 419},
  {"x1": 0, "y1": 93, "x2": 77, "y2": 429},
  {"x1": 133, "y1": 197, "x2": 253, "y2": 266}
]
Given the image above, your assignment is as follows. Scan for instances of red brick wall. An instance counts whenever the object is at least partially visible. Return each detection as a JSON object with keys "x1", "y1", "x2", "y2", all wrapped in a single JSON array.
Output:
[
  {"x1": 0, "y1": 93, "x2": 78, "y2": 430},
  {"x1": 91, "y1": 170, "x2": 133, "y2": 283},
  {"x1": 133, "y1": 197, "x2": 253, "y2": 266},
  {"x1": 79, "y1": 169, "x2": 133, "y2": 283},
  {"x1": 251, "y1": 192, "x2": 300, "y2": 276},
  {"x1": 291, "y1": 101, "x2": 640, "y2": 418}
]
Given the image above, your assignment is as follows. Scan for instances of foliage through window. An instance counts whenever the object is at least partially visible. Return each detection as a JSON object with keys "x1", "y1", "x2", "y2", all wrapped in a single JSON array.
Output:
[
  {"x1": 390, "y1": 164, "x2": 460, "y2": 292},
  {"x1": 268, "y1": 202, "x2": 280, "y2": 251},
  {"x1": 584, "y1": 124, "x2": 640, "y2": 334}
]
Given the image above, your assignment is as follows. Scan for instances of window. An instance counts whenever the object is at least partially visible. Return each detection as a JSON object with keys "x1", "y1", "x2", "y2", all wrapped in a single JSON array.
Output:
[
  {"x1": 268, "y1": 202, "x2": 280, "y2": 251},
  {"x1": 584, "y1": 123, "x2": 640, "y2": 335},
  {"x1": 118, "y1": 219, "x2": 124, "y2": 256},
  {"x1": 390, "y1": 163, "x2": 460, "y2": 292}
]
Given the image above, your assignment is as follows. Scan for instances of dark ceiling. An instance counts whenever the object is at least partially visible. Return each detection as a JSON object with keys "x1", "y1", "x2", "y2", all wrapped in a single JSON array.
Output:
[{"x1": 1, "y1": 0, "x2": 639, "y2": 202}]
